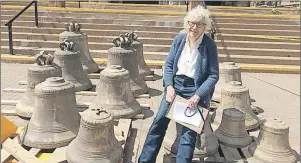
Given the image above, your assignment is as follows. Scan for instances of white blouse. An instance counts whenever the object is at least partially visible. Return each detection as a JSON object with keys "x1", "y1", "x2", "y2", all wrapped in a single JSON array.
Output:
[{"x1": 176, "y1": 33, "x2": 204, "y2": 79}]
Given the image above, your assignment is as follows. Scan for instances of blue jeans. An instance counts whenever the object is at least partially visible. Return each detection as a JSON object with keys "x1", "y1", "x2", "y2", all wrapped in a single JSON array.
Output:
[{"x1": 138, "y1": 75, "x2": 198, "y2": 163}]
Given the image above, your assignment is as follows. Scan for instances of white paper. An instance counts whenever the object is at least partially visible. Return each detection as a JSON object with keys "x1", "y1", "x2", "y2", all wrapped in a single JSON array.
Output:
[{"x1": 172, "y1": 101, "x2": 203, "y2": 127}]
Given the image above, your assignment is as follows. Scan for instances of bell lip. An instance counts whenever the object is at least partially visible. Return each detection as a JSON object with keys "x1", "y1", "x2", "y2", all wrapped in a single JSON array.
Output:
[
  {"x1": 248, "y1": 142, "x2": 298, "y2": 163},
  {"x1": 15, "y1": 102, "x2": 34, "y2": 118},
  {"x1": 215, "y1": 131, "x2": 252, "y2": 148}
]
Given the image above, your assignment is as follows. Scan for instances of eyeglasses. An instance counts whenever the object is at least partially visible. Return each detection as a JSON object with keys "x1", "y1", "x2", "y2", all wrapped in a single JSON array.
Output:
[{"x1": 188, "y1": 21, "x2": 206, "y2": 28}]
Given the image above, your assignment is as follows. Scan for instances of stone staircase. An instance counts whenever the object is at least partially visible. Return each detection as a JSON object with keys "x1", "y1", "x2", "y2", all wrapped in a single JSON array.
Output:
[{"x1": 1, "y1": 1, "x2": 300, "y2": 72}]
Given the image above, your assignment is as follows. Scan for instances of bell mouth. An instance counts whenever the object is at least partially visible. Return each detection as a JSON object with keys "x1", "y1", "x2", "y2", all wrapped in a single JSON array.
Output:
[{"x1": 46, "y1": 77, "x2": 65, "y2": 84}]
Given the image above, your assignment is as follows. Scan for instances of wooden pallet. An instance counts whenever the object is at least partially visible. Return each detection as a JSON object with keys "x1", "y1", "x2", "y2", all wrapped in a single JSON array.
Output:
[{"x1": 1, "y1": 118, "x2": 132, "y2": 163}]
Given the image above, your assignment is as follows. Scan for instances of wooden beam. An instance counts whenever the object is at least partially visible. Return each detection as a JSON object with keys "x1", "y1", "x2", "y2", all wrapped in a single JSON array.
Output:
[{"x1": 2, "y1": 138, "x2": 43, "y2": 163}]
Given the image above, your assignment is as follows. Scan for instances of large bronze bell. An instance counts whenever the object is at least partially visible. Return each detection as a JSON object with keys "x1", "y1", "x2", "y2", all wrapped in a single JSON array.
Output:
[
  {"x1": 164, "y1": 114, "x2": 219, "y2": 158},
  {"x1": 53, "y1": 39, "x2": 92, "y2": 91},
  {"x1": 66, "y1": 108, "x2": 123, "y2": 163},
  {"x1": 214, "y1": 81, "x2": 259, "y2": 131},
  {"x1": 215, "y1": 108, "x2": 252, "y2": 148},
  {"x1": 59, "y1": 20, "x2": 99, "y2": 73},
  {"x1": 249, "y1": 118, "x2": 299, "y2": 163},
  {"x1": 16, "y1": 51, "x2": 62, "y2": 118},
  {"x1": 107, "y1": 34, "x2": 148, "y2": 97},
  {"x1": 212, "y1": 62, "x2": 242, "y2": 102},
  {"x1": 89, "y1": 65, "x2": 141, "y2": 119},
  {"x1": 125, "y1": 32, "x2": 153, "y2": 77},
  {"x1": 20, "y1": 77, "x2": 80, "y2": 149}
]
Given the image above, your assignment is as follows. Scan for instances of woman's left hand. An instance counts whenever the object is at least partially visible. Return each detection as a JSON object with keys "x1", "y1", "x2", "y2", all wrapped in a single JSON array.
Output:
[{"x1": 187, "y1": 95, "x2": 201, "y2": 109}]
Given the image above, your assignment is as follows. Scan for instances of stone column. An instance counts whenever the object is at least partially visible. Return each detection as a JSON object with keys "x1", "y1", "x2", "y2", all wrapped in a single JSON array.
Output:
[
  {"x1": 48, "y1": 0, "x2": 65, "y2": 7},
  {"x1": 188, "y1": 0, "x2": 201, "y2": 11}
]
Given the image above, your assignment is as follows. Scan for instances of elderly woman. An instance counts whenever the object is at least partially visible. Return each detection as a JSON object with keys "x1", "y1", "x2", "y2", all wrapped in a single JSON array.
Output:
[{"x1": 138, "y1": 6, "x2": 219, "y2": 163}]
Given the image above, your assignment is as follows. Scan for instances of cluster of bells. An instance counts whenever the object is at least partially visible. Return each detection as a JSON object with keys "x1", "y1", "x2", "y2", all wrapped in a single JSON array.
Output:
[
  {"x1": 163, "y1": 62, "x2": 299, "y2": 163},
  {"x1": 15, "y1": 21, "x2": 153, "y2": 163}
]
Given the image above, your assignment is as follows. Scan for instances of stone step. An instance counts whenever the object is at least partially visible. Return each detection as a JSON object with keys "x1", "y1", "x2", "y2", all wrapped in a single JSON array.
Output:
[
  {"x1": 1, "y1": 15, "x2": 184, "y2": 28},
  {"x1": 1, "y1": 31, "x2": 297, "y2": 44},
  {"x1": 2, "y1": 32, "x2": 299, "y2": 49},
  {"x1": 1, "y1": 39, "x2": 299, "y2": 57},
  {"x1": 2, "y1": 25, "x2": 299, "y2": 39},
  {"x1": 1, "y1": 46, "x2": 299, "y2": 66},
  {"x1": 1, "y1": 9, "x2": 185, "y2": 22},
  {"x1": 1, "y1": 2, "x2": 187, "y2": 11},
  {"x1": 2, "y1": 9, "x2": 299, "y2": 25},
  {"x1": 2, "y1": 19, "x2": 300, "y2": 31}
]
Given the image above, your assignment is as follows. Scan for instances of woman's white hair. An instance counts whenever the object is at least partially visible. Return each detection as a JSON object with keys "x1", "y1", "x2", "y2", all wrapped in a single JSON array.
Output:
[{"x1": 183, "y1": 5, "x2": 212, "y2": 32}]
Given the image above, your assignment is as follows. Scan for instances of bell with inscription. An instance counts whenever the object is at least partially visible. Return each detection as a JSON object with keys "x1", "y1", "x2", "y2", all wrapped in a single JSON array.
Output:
[
  {"x1": 249, "y1": 118, "x2": 299, "y2": 163},
  {"x1": 16, "y1": 51, "x2": 62, "y2": 118},
  {"x1": 66, "y1": 108, "x2": 123, "y2": 163},
  {"x1": 107, "y1": 34, "x2": 148, "y2": 96},
  {"x1": 212, "y1": 62, "x2": 242, "y2": 102},
  {"x1": 215, "y1": 108, "x2": 252, "y2": 148},
  {"x1": 59, "y1": 20, "x2": 99, "y2": 73},
  {"x1": 214, "y1": 81, "x2": 259, "y2": 131},
  {"x1": 125, "y1": 32, "x2": 153, "y2": 78},
  {"x1": 89, "y1": 65, "x2": 141, "y2": 119},
  {"x1": 20, "y1": 77, "x2": 80, "y2": 149},
  {"x1": 53, "y1": 39, "x2": 92, "y2": 91},
  {"x1": 164, "y1": 113, "x2": 218, "y2": 158}
]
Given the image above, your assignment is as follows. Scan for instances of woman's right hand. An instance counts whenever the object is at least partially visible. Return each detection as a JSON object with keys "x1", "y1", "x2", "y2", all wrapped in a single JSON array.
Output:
[{"x1": 166, "y1": 85, "x2": 175, "y2": 103}]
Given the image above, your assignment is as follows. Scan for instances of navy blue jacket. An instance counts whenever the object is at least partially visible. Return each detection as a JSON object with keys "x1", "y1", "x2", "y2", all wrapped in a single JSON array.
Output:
[{"x1": 163, "y1": 33, "x2": 219, "y2": 108}]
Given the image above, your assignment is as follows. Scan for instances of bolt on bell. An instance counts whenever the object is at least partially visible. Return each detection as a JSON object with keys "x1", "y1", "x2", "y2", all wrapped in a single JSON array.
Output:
[
  {"x1": 20, "y1": 77, "x2": 80, "y2": 149},
  {"x1": 215, "y1": 108, "x2": 252, "y2": 148},
  {"x1": 212, "y1": 62, "x2": 242, "y2": 102},
  {"x1": 16, "y1": 51, "x2": 62, "y2": 119},
  {"x1": 107, "y1": 34, "x2": 148, "y2": 96},
  {"x1": 249, "y1": 118, "x2": 299, "y2": 163},
  {"x1": 59, "y1": 20, "x2": 99, "y2": 74},
  {"x1": 66, "y1": 108, "x2": 123, "y2": 163},
  {"x1": 53, "y1": 39, "x2": 93, "y2": 92},
  {"x1": 89, "y1": 65, "x2": 141, "y2": 119},
  {"x1": 214, "y1": 81, "x2": 259, "y2": 131}
]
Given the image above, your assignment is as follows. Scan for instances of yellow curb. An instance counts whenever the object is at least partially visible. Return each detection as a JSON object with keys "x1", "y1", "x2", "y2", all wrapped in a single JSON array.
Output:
[
  {"x1": 1, "y1": 56, "x2": 299, "y2": 72},
  {"x1": 67, "y1": 1, "x2": 186, "y2": 8},
  {"x1": 207, "y1": 5, "x2": 300, "y2": 11},
  {"x1": 218, "y1": 34, "x2": 300, "y2": 42},
  {"x1": 2, "y1": 5, "x2": 299, "y2": 18}
]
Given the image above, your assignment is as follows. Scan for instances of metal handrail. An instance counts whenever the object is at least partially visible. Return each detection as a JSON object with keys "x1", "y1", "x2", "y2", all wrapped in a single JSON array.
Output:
[
  {"x1": 200, "y1": 0, "x2": 217, "y2": 40},
  {"x1": 5, "y1": 0, "x2": 38, "y2": 55}
]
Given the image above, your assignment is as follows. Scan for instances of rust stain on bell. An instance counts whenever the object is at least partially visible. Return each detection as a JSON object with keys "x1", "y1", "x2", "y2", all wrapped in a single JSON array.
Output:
[
  {"x1": 89, "y1": 65, "x2": 141, "y2": 119},
  {"x1": 66, "y1": 108, "x2": 123, "y2": 163},
  {"x1": 16, "y1": 51, "x2": 62, "y2": 118},
  {"x1": 107, "y1": 34, "x2": 148, "y2": 96},
  {"x1": 53, "y1": 39, "x2": 93, "y2": 92},
  {"x1": 20, "y1": 77, "x2": 80, "y2": 149},
  {"x1": 59, "y1": 20, "x2": 100, "y2": 74},
  {"x1": 215, "y1": 108, "x2": 252, "y2": 148},
  {"x1": 249, "y1": 118, "x2": 299, "y2": 163}
]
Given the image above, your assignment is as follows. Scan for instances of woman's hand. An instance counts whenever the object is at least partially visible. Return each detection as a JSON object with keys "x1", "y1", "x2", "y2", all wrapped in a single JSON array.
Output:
[
  {"x1": 187, "y1": 95, "x2": 201, "y2": 109},
  {"x1": 166, "y1": 85, "x2": 175, "y2": 103}
]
